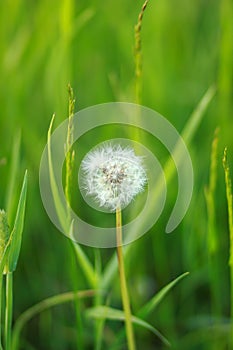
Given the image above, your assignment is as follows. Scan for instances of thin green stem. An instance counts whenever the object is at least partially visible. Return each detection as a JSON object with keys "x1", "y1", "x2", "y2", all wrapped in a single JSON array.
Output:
[
  {"x1": 116, "y1": 207, "x2": 136, "y2": 350},
  {"x1": 5, "y1": 272, "x2": 13, "y2": 350},
  {"x1": 93, "y1": 249, "x2": 104, "y2": 350},
  {"x1": 69, "y1": 243, "x2": 84, "y2": 350}
]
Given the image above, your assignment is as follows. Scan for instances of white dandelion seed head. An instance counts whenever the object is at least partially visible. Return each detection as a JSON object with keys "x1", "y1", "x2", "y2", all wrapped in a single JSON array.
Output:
[{"x1": 80, "y1": 142, "x2": 147, "y2": 211}]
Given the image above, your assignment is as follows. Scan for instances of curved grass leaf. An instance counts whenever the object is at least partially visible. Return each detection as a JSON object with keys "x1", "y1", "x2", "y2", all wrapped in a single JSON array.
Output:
[
  {"x1": 47, "y1": 115, "x2": 68, "y2": 231},
  {"x1": 12, "y1": 289, "x2": 97, "y2": 350},
  {"x1": 138, "y1": 272, "x2": 189, "y2": 319},
  {"x1": 86, "y1": 306, "x2": 170, "y2": 347}
]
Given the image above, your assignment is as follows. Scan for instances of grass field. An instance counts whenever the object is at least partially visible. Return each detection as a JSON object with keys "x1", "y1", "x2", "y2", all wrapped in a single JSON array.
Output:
[{"x1": 0, "y1": 0, "x2": 233, "y2": 349}]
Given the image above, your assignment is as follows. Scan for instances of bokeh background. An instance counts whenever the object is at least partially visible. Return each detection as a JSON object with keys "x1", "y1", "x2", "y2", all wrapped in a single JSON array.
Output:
[{"x1": 0, "y1": 0, "x2": 232, "y2": 349}]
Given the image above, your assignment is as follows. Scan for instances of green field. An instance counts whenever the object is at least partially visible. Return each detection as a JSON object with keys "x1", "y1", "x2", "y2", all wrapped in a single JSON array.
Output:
[{"x1": 0, "y1": 0, "x2": 233, "y2": 349}]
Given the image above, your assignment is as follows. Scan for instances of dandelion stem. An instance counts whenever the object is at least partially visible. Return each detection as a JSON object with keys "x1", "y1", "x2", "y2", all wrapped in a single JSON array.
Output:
[
  {"x1": 116, "y1": 207, "x2": 136, "y2": 350},
  {"x1": 5, "y1": 272, "x2": 13, "y2": 350}
]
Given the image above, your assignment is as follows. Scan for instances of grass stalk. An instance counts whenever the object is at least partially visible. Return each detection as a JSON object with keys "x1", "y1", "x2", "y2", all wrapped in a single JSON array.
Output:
[
  {"x1": 205, "y1": 128, "x2": 222, "y2": 317},
  {"x1": 65, "y1": 83, "x2": 75, "y2": 214},
  {"x1": 134, "y1": 0, "x2": 149, "y2": 105},
  {"x1": 65, "y1": 84, "x2": 85, "y2": 350},
  {"x1": 222, "y1": 149, "x2": 233, "y2": 319},
  {"x1": 116, "y1": 207, "x2": 136, "y2": 350},
  {"x1": 4, "y1": 272, "x2": 13, "y2": 350}
]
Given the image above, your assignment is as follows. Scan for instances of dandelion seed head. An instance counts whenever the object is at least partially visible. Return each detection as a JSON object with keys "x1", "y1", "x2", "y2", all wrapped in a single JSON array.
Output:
[{"x1": 81, "y1": 143, "x2": 147, "y2": 211}]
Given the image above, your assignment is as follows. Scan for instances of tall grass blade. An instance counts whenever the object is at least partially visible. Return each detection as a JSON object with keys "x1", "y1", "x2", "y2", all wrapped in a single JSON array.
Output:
[
  {"x1": 47, "y1": 115, "x2": 68, "y2": 231},
  {"x1": 182, "y1": 85, "x2": 216, "y2": 145},
  {"x1": 8, "y1": 170, "x2": 27, "y2": 272},
  {"x1": 205, "y1": 129, "x2": 222, "y2": 317},
  {"x1": 72, "y1": 243, "x2": 98, "y2": 288},
  {"x1": 205, "y1": 128, "x2": 219, "y2": 254}
]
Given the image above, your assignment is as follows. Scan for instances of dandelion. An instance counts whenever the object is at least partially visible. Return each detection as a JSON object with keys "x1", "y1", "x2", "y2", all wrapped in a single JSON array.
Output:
[
  {"x1": 81, "y1": 142, "x2": 147, "y2": 350},
  {"x1": 81, "y1": 143, "x2": 147, "y2": 211}
]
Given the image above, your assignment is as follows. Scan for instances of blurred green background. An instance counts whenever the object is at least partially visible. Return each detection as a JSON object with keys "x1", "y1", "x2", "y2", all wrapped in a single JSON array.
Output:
[{"x1": 0, "y1": 0, "x2": 233, "y2": 349}]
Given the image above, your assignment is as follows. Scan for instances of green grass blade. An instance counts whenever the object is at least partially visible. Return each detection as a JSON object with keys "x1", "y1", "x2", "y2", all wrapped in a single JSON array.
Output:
[
  {"x1": 72, "y1": 242, "x2": 98, "y2": 288},
  {"x1": 8, "y1": 170, "x2": 27, "y2": 272},
  {"x1": 138, "y1": 272, "x2": 189, "y2": 319},
  {"x1": 47, "y1": 115, "x2": 68, "y2": 231},
  {"x1": 164, "y1": 85, "x2": 216, "y2": 181},
  {"x1": 205, "y1": 128, "x2": 219, "y2": 254},
  {"x1": 12, "y1": 290, "x2": 97, "y2": 350},
  {"x1": 86, "y1": 306, "x2": 170, "y2": 346},
  {"x1": 72, "y1": 8, "x2": 95, "y2": 39},
  {"x1": 223, "y1": 148, "x2": 233, "y2": 265},
  {"x1": 182, "y1": 85, "x2": 216, "y2": 145},
  {"x1": 205, "y1": 129, "x2": 223, "y2": 318}
]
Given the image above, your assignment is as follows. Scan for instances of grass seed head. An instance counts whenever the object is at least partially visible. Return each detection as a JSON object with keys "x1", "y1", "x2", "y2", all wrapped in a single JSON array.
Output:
[{"x1": 0, "y1": 209, "x2": 10, "y2": 273}]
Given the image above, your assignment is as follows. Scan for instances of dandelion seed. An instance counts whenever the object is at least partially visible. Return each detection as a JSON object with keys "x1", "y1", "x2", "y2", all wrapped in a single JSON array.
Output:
[{"x1": 81, "y1": 143, "x2": 147, "y2": 211}]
